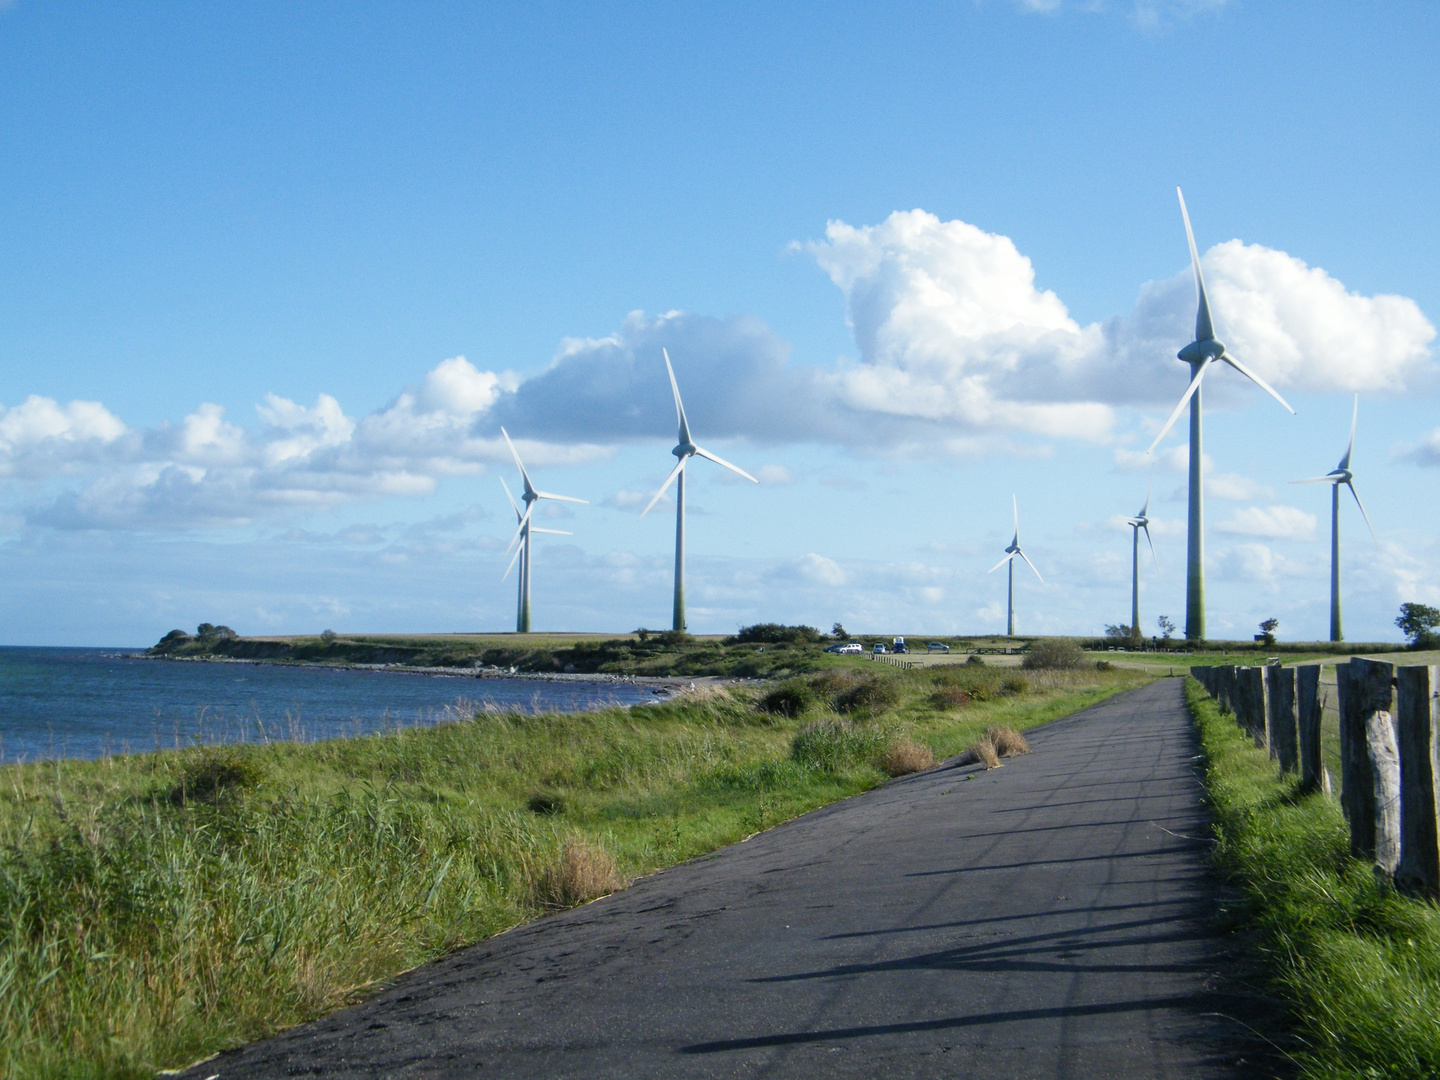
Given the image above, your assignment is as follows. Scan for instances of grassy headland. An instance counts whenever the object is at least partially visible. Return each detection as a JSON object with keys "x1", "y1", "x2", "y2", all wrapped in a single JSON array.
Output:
[
  {"x1": 1188, "y1": 677, "x2": 1440, "y2": 1079},
  {"x1": 1, "y1": 660, "x2": 1147, "y2": 1079}
]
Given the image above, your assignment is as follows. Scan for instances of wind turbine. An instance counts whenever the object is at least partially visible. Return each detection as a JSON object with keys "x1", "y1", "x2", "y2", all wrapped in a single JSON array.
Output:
[
  {"x1": 1147, "y1": 188, "x2": 1295, "y2": 641},
  {"x1": 988, "y1": 495, "x2": 1042, "y2": 637},
  {"x1": 1124, "y1": 485, "x2": 1158, "y2": 637},
  {"x1": 641, "y1": 348, "x2": 757, "y2": 633},
  {"x1": 1290, "y1": 395, "x2": 1377, "y2": 642},
  {"x1": 500, "y1": 428, "x2": 586, "y2": 633}
]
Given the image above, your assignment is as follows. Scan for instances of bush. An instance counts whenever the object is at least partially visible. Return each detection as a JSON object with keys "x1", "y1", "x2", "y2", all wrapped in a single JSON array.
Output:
[
  {"x1": 1021, "y1": 639, "x2": 1087, "y2": 670},
  {"x1": 320, "y1": 629, "x2": 338, "y2": 644},
  {"x1": 1095, "y1": 660, "x2": 1114, "y2": 671},
  {"x1": 527, "y1": 791, "x2": 567, "y2": 815},
  {"x1": 172, "y1": 747, "x2": 264, "y2": 804},
  {"x1": 534, "y1": 837, "x2": 622, "y2": 908},
  {"x1": 878, "y1": 738, "x2": 934, "y2": 777},
  {"x1": 731, "y1": 623, "x2": 824, "y2": 645},
  {"x1": 758, "y1": 679, "x2": 818, "y2": 717},
  {"x1": 790, "y1": 720, "x2": 887, "y2": 771},
  {"x1": 965, "y1": 654, "x2": 986, "y2": 666},
  {"x1": 835, "y1": 674, "x2": 900, "y2": 714}
]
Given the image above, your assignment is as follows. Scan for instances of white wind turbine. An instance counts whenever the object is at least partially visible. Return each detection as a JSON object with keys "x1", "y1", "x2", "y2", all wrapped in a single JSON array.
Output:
[
  {"x1": 501, "y1": 428, "x2": 586, "y2": 633},
  {"x1": 1147, "y1": 188, "x2": 1295, "y2": 641},
  {"x1": 1290, "y1": 395, "x2": 1378, "y2": 643},
  {"x1": 988, "y1": 495, "x2": 1042, "y2": 637},
  {"x1": 1124, "y1": 485, "x2": 1158, "y2": 637},
  {"x1": 641, "y1": 348, "x2": 757, "y2": 633}
]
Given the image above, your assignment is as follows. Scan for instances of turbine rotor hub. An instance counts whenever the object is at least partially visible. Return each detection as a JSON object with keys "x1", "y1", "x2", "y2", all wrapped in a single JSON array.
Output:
[
  {"x1": 673, "y1": 443, "x2": 695, "y2": 459},
  {"x1": 1177, "y1": 339, "x2": 1225, "y2": 365}
]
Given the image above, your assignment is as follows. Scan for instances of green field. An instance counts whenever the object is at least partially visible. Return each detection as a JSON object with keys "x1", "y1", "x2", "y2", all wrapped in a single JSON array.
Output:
[{"x1": 0, "y1": 659, "x2": 1148, "y2": 1079}]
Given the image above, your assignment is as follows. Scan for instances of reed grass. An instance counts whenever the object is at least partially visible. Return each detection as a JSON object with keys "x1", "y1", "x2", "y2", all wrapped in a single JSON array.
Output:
[{"x1": 1, "y1": 666, "x2": 1147, "y2": 1078}]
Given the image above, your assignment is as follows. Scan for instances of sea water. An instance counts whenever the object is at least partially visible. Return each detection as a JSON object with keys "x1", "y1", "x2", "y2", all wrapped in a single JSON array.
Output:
[{"x1": 0, "y1": 647, "x2": 655, "y2": 763}]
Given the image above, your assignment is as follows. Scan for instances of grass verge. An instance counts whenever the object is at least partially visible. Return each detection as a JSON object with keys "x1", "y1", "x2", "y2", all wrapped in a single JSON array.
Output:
[
  {"x1": 2, "y1": 664, "x2": 1146, "y2": 1078},
  {"x1": 1187, "y1": 676, "x2": 1440, "y2": 1079}
]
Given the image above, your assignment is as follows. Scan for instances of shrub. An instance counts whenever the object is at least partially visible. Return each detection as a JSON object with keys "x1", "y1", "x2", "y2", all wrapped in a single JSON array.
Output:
[
  {"x1": 731, "y1": 623, "x2": 824, "y2": 645},
  {"x1": 1021, "y1": 639, "x2": 1087, "y2": 670},
  {"x1": 1095, "y1": 660, "x2": 1114, "y2": 671},
  {"x1": 534, "y1": 837, "x2": 622, "y2": 908},
  {"x1": 527, "y1": 791, "x2": 567, "y2": 815},
  {"x1": 758, "y1": 678, "x2": 818, "y2": 717},
  {"x1": 930, "y1": 685, "x2": 971, "y2": 710},
  {"x1": 172, "y1": 747, "x2": 264, "y2": 804},
  {"x1": 965, "y1": 654, "x2": 986, "y2": 666},
  {"x1": 878, "y1": 738, "x2": 934, "y2": 776},
  {"x1": 320, "y1": 629, "x2": 338, "y2": 643},
  {"x1": 986, "y1": 726, "x2": 1031, "y2": 757},
  {"x1": 835, "y1": 674, "x2": 899, "y2": 714},
  {"x1": 806, "y1": 669, "x2": 862, "y2": 698},
  {"x1": 790, "y1": 720, "x2": 887, "y2": 771},
  {"x1": 655, "y1": 630, "x2": 692, "y2": 646}
]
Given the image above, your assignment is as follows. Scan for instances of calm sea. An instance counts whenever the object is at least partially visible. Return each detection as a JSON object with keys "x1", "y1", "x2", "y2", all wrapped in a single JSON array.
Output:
[{"x1": 0, "y1": 647, "x2": 654, "y2": 763}]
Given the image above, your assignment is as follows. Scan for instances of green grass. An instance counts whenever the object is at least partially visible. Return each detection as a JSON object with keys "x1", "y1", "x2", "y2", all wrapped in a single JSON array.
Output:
[
  {"x1": 0, "y1": 663, "x2": 1147, "y2": 1079},
  {"x1": 1187, "y1": 677, "x2": 1440, "y2": 1079}
]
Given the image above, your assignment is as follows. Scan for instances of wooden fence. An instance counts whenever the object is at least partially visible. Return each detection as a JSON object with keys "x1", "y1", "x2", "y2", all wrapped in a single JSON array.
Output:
[{"x1": 1190, "y1": 661, "x2": 1440, "y2": 899}]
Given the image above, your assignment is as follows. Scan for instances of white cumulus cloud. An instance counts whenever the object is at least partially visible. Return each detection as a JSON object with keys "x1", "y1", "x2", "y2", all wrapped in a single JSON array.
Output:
[{"x1": 1216, "y1": 505, "x2": 1318, "y2": 540}]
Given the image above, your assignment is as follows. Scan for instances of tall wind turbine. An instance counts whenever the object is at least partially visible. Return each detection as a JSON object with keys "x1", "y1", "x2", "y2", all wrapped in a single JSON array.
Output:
[
  {"x1": 501, "y1": 428, "x2": 586, "y2": 633},
  {"x1": 1147, "y1": 188, "x2": 1295, "y2": 641},
  {"x1": 1125, "y1": 485, "x2": 1158, "y2": 636},
  {"x1": 641, "y1": 348, "x2": 757, "y2": 633},
  {"x1": 988, "y1": 495, "x2": 1042, "y2": 637},
  {"x1": 1290, "y1": 395, "x2": 1377, "y2": 642}
]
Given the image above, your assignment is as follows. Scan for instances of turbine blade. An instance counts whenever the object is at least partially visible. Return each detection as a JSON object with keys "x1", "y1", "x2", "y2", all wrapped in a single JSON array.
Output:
[
  {"x1": 530, "y1": 527, "x2": 572, "y2": 536},
  {"x1": 1139, "y1": 480, "x2": 1151, "y2": 519},
  {"x1": 502, "y1": 535, "x2": 524, "y2": 581},
  {"x1": 1346, "y1": 481, "x2": 1378, "y2": 544},
  {"x1": 505, "y1": 503, "x2": 534, "y2": 555},
  {"x1": 534, "y1": 490, "x2": 589, "y2": 504},
  {"x1": 500, "y1": 427, "x2": 535, "y2": 497},
  {"x1": 1220, "y1": 352, "x2": 1295, "y2": 414},
  {"x1": 1017, "y1": 549, "x2": 1044, "y2": 584},
  {"x1": 640, "y1": 457, "x2": 687, "y2": 518},
  {"x1": 1177, "y1": 187, "x2": 1214, "y2": 342},
  {"x1": 1339, "y1": 393, "x2": 1357, "y2": 471},
  {"x1": 1290, "y1": 475, "x2": 1342, "y2": 485},
  {"x1": 499, "y1": 476, "x2": 521, "y2": 520},
  {"x1": 662, "y1": 348, "x2": 692, "y2": 446},
  {"x1": 692, "y1": 445, "x2": 758, "y2": 483},
  {"x1": 988, "y1": 552, "x2": 1015, "y2": 574},
  {"x1": 1146, "y1": 356, "x2": 1213, "y2": 453},
  {"x1": 1143, "y1": 523, "x2": 1158, "y2": 569},
  {"x1": 1012, "y1": 494, "x2": 1019, "y2": 540}
]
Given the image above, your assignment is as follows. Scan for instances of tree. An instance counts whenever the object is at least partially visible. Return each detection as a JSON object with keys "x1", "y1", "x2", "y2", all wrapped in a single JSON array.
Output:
[
  {"x1": 1104, "y1": 623, "x2": 1137, "y2": 641},
  {"x1": 1157, "y1": 615, "x2": 1176, "y2": 641},
  {"x1": 831, "y1": 622, "x2": 848, "y2": 640},
  {"x1": 196, "y1": 622, "x2": 217, "y2": 640},
  {"x1": 1396, "y1": 603, "x2": 1440, "y2": 647},
  {"x1": 1258, "y1": 618, "x2": 1279, "y2": 647},
  {"x1": 321, "y1": 629, "x2": 338, "y2": 644}
]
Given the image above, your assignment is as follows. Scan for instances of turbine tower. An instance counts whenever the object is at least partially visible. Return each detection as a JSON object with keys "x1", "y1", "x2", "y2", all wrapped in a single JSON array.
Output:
[
  {"x1": 501, "y1": 428, "x2": 586, "y2": 633},
  {"x1": 1290, "y1": 395, "x2": 1377, "y2": 642},
  {"x1": 1124, "y1": 485, "x2": 1158, "y2": 636},
  {"x1": 1147, "y1": 188, "x2": 1295, "y2": 641},
  {"x1": 988, "y1": 495, "x2": 1042, "y2": 637},
  {"x1": 641, "y1": 348, "x2": 757, "y2": 633}
]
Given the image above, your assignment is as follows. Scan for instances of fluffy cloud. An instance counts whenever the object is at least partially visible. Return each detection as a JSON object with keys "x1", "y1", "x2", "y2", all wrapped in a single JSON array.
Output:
[
  {"x1": 1216, "y1": 505, "x2": 1318, "y2": 540},
  {"x1": 0, "y1": 396, "x2": 131, "y2": 478},
  {"x1": 1398, "y1": 428, "x2": 1440, "y2": 467}
]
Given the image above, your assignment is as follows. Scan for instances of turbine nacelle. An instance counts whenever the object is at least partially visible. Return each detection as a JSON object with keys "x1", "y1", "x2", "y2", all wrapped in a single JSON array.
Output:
[
  {"x1": 1177, "y1": 339, "x2": 1225, "y2": 365},
  {"x1": 673, "y1": 441, "x2": 697, "y2": 459}
]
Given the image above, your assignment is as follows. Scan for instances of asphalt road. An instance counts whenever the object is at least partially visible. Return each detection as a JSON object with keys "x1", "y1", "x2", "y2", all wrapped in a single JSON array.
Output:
[{"x1": 185, "y1": 678, "x2": 1274, "y2": 1079}]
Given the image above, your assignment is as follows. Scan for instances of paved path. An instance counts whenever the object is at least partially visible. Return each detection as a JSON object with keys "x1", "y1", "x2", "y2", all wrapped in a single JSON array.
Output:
[{"x1": 188, "y1": 679, "x2": 1271, "y2": 1079}]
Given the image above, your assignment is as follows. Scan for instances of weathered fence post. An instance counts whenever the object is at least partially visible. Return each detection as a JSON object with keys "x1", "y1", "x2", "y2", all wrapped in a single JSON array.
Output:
[
  {"x1": 1218, "y1": 665, "x2": 1237, "y2": 715},
  {"x1": 1296, "y1": 665, "x2": 1324, "y2": 791},
  {"x1": 1265, "y1": 664, "x2": 1298, "y2": 773},
  {"x1": 1235, "y1": 667, "x2": 1268, "y2": 750},
  {"x1": 1396, "y1": 665, "x2": 1440, "y2": 900},
  {"x1": 1338, "y1": 658, "x2": 1396, "y2": 862},
  {"x1": 1368, "y1": 709, "x2": 1402, "y2": 878}
]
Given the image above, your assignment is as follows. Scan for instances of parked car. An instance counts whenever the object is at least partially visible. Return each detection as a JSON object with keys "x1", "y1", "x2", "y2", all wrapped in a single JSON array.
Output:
[
  {"x1": 927, "y1": 642, "x2": 950, "y2": 652},
  {"x1": 837, "y1": 642, "x2": 863, "y2": 654},
  {"x1": 872, "y1": 643, "x2": 888, "y2": 654},
  {"x1": 892, "y1": 637, "x2": 907, "y2": 654}
]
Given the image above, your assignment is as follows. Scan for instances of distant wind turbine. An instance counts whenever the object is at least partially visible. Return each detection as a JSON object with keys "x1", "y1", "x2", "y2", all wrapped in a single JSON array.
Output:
[
  {"x1": 988, "y1": 495, "x2": 1042, "y2": 637},
  {"x1": 1124, "y1": 485, "x2": 1158, "y2": 636},
  {"x1": 641, "y1": 348, "x2": 757, "y2": 633},
  {"x1": 501, "y1": 428, "x2": 586, "y2": 633},
  {"x1": 1147, "y1": 188, "x2": 1295, "y2": 641},
  {"x1": 1290, "y1": 395, "x2": 1378, "y2": 643}
]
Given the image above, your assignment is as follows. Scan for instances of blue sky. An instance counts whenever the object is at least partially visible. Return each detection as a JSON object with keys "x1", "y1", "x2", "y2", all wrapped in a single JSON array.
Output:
[{"x1": 1, "y1": 0, "x2": 1437, "y2": 646}]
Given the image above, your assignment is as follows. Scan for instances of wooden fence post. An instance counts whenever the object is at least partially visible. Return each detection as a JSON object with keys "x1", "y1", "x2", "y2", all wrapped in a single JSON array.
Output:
[
  {"x1": 1368, "y1": 709, "x2": 1402, "y2": 878},
  {"x1": 1265, "y1": 664, "x2": 1298, "y2": 773},
  {"x1": 1296, "y1": 665, "x2": 1323, "y2": 791},
  {"x1": 1396, "y1": 665, "x2": 1440, "y2": 900},
  {"x1": 1338, "y1": 658, "x2": 1396, "y2": 862},
  {"x1": 1218, "y1": 665, "x2": 1237, "y2": 715},
  {"x1": 1236, "y1": 667, "x2": 1268, "y2": 750}
]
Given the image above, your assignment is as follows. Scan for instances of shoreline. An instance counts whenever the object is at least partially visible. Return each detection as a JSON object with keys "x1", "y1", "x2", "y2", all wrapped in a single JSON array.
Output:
[{"x1": 129, "y1": 650, "x2": 760, "y2": 694}]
